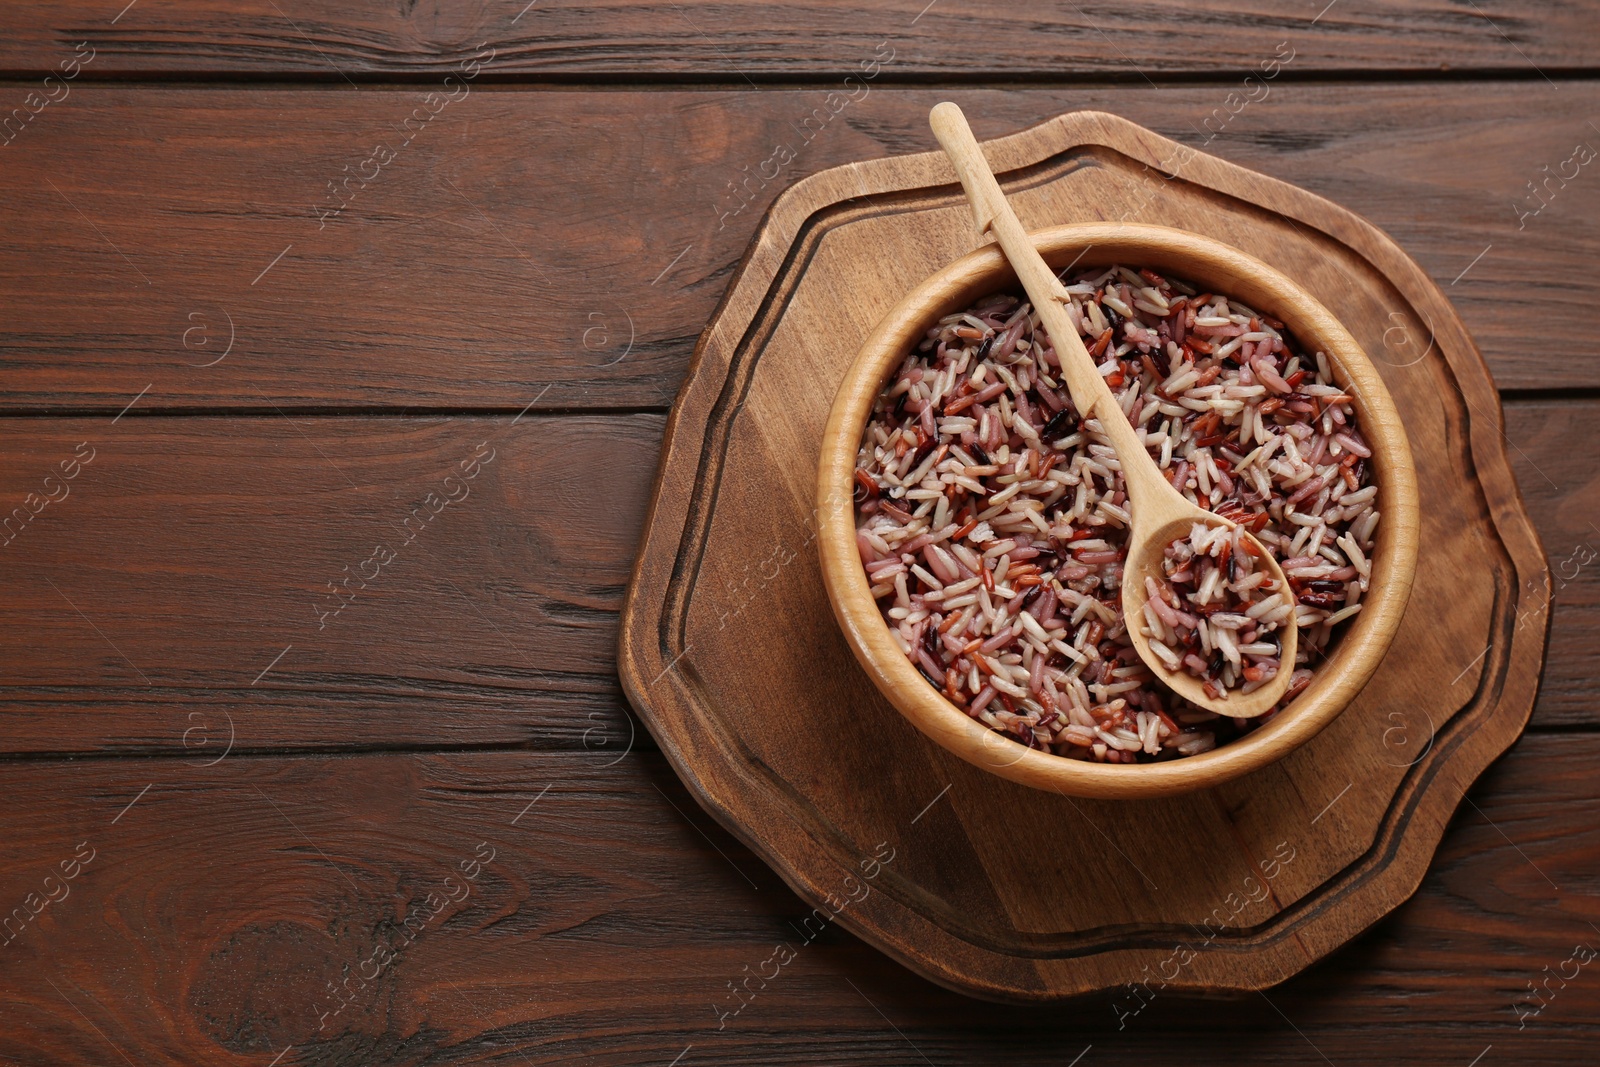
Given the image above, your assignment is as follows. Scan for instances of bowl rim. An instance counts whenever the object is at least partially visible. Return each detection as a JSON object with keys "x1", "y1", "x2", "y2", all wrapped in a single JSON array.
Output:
[{"x1": 816, "y1": 222, "x2": 1420, "y2": 799}]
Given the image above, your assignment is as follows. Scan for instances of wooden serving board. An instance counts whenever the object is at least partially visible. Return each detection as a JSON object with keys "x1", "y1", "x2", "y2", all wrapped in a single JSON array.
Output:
[{"x1": 618, "y1": 111, "x2": 1549, "y2": 1001}]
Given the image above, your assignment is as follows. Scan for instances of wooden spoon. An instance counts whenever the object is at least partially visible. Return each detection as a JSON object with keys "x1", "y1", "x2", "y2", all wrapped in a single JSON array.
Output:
[{"x1": 929, "y1": 102, "x2": 1297, "y2": 718}]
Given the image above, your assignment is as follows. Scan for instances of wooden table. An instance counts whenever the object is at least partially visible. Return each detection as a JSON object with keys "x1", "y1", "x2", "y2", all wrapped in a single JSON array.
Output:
[{"x1": 0, "y1": 4, "x2": 1594, "y2": 1064}]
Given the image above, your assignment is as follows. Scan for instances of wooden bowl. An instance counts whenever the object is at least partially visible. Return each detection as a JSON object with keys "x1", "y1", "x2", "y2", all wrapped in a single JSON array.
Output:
[{"x1": 817, "y1": 223, "x2": 1420, "y2": 799}]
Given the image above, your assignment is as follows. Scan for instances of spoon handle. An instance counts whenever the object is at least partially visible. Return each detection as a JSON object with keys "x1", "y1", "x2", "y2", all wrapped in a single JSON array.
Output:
[{"x1": 929, "y1": 102, "x2": 1177, "y2": 522}]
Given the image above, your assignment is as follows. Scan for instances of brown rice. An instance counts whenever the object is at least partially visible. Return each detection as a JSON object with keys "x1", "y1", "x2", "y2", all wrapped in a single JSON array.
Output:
[{"x1": 853, "y1": 265, "x2": 1379, "y2": 763}]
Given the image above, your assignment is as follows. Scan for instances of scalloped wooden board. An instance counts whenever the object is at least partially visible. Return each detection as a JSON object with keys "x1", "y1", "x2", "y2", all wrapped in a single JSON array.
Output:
[{"x1": 618, "y1": 110, "x2": 1550, "y2": 1001}]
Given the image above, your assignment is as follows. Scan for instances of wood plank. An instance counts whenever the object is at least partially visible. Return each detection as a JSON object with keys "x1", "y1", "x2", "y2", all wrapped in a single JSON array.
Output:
[
  {"x1": 0, "y1": 399, "x2": 1586, "y2": 757},
  {"x1": 1503, "y1": 399, "x2": 1600, "y2": 729},
  {"x1": 0, "y1": 1, "x2": 1592, "y2": 77},
  {"x1": 0, "y1": 738, "x2": 1592, "y2": 1064},
  {"x1": 0, "y1": 415, "x2": 659, "y2": 754},
  {"x1": 1, "y1": 83, "x2": 1599, "y2": 411}
]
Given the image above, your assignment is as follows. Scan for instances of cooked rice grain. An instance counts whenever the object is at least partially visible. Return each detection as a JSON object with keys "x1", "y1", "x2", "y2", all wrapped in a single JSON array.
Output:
[{"x1": 853, "y1": 265, "x2": 1380, "y2": 763}]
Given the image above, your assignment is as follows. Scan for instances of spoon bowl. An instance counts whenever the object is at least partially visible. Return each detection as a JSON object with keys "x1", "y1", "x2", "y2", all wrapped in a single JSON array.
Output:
[{"x1": 1121, "y1": 511, "x2": 1300, "y2": 719}]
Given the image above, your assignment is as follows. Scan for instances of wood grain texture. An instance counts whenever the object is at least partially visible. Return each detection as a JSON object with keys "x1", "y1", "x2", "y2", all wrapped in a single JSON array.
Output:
[
  {"x1": 0, "y1": 400, "x2": 1585, "y2": 759},
  {"x1": 0, "y1": 1, "x2": 1591, "y2": 77},
  {"x1": 0, "y1": 0, "x2": 1591, "y2": 1057},
  {"x1": 0, "y1": 740, "x2": 1593, "y2": 1065},
  {"x1": 3, "y1": 82, "x2": 1600, "y2": 410},
  {"x1": 0, "y1": 391, "x2": 1574, "y2": 758},
  {"x1": 619, "y1": 109, "x2": 1550, "y2": 998},
  {"x1": 1502, "y1": 399, "x2": 1600, "y2": 729},
  {"x1": 0, "y1": 415, "x2": 658, "y2": 755}
]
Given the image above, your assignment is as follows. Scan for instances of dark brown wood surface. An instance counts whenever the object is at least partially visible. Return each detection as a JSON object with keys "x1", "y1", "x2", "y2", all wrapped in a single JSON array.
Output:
[
  {"x1": 3, "y1": 83, "x2": 1600, "y2": 410},
  {"x1": 0, "y1": 1, "x2": 1596, "y2": 1062},
  {"x1": 0, "y1": 1, "x2": 1592, "y2": 77},
  {"x1": 0, "y1": 739, "x2": 1596, "y2": 1065}
]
